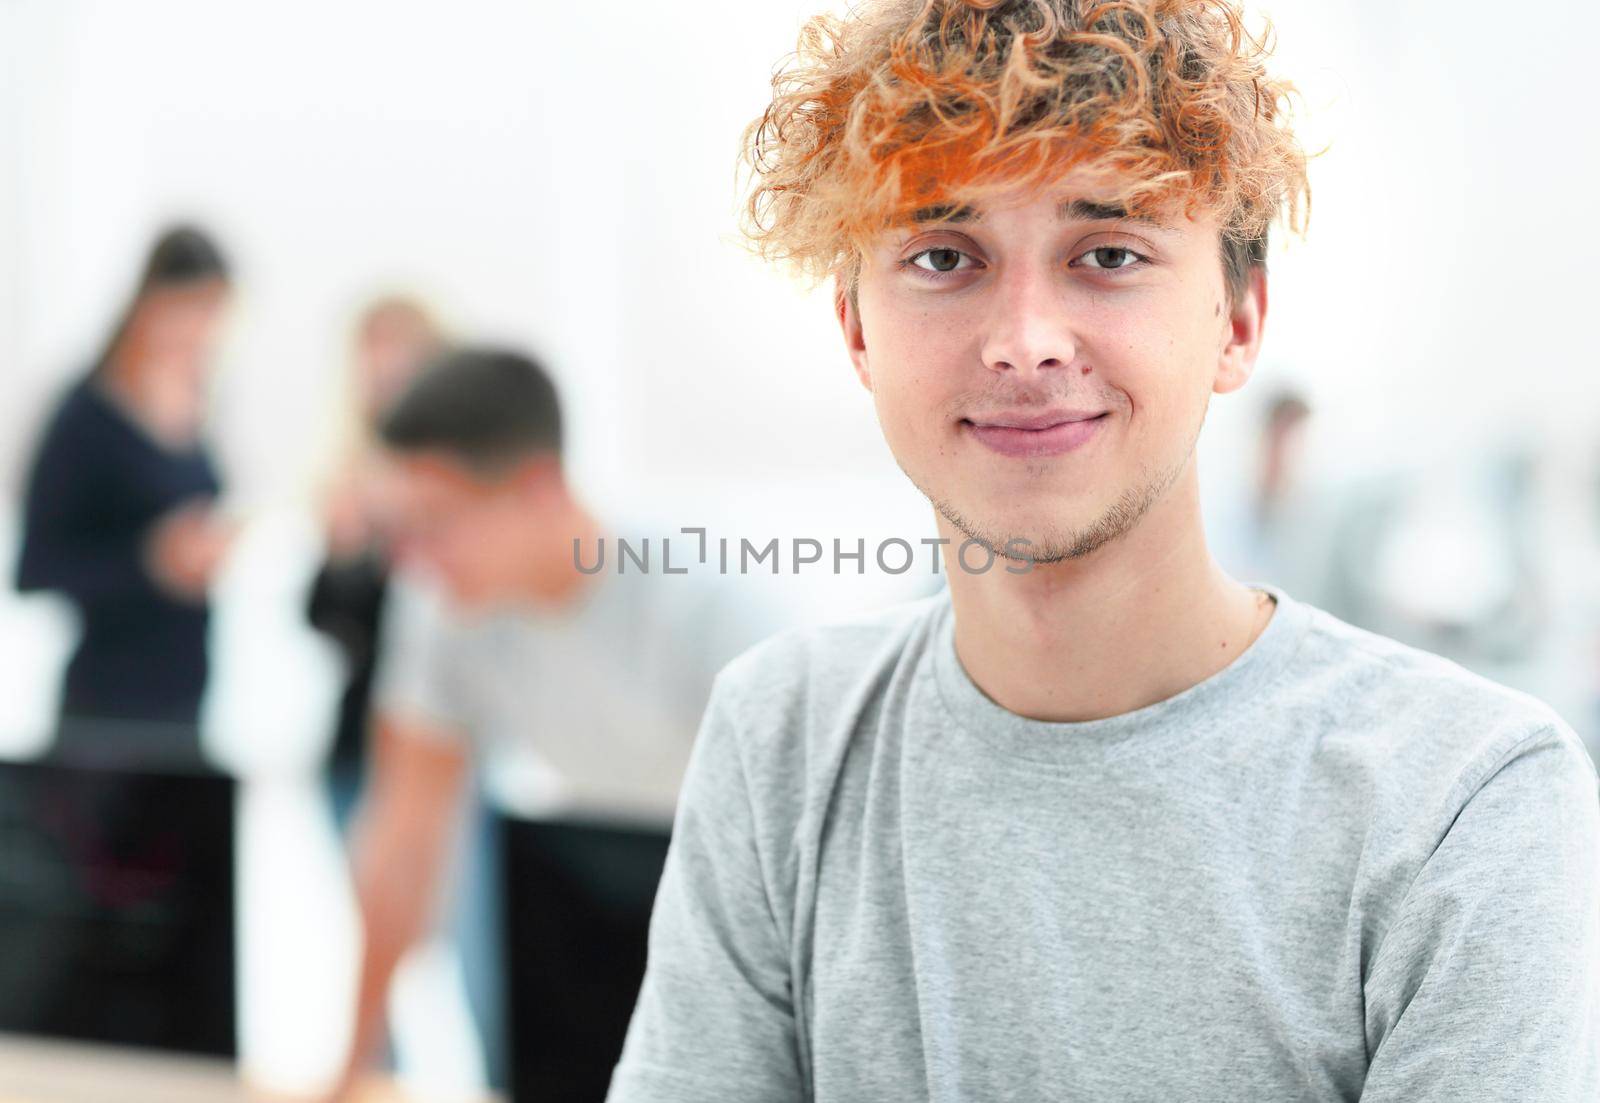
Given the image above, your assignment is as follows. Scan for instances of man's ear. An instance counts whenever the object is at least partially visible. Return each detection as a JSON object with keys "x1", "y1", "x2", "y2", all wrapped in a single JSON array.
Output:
[
  {"x1": 1214, "y1": 266, "x2": 1267, "y2": 396},
  {"x1": 834, "y1": 271, "x2": 872, "y2": 393}
]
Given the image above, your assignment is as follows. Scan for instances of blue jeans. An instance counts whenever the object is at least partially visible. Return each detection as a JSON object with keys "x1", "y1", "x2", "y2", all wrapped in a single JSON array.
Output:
[{"x1": 448, "y1": 781, "x2": 508, "y2": 1093}]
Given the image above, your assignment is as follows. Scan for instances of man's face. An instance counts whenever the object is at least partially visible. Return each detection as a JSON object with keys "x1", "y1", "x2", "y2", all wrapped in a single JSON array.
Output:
[
  {"x1": 839, "y1": 175, "x2": 1265, "y2": 564},
  {"x1": 379, "y1": 451, "x2": 547, "y2": 610}
]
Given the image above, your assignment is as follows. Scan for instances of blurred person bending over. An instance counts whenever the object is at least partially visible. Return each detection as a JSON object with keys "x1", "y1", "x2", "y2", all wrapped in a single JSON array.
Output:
[
  {"x1": 15, "y1": 224, "x2": 237, "y2": 759},
  {"x1": 324, "y1": 347, "x2": 784, "y2": 1102},
  {"x1": 306, "y1": 294, "x2": 445, "y2": 833},
  {"x1": 607, "y1": 1, "x2": 1600, "y2": 1100}
]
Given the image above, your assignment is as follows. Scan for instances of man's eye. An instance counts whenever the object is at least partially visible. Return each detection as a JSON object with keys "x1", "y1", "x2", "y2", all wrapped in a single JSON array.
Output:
[
  {"x1": 1075, "y1": 246, "x2": 1145, "y2": 270},
  {"x1": 907, "y1": 247, "x2": 974, "y2": 274}
]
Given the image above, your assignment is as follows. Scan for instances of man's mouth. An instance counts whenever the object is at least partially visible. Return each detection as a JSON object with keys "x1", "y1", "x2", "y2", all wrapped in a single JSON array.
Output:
[{"x1": 960, "y1": 409, "x2": 1110, "y2": 458}]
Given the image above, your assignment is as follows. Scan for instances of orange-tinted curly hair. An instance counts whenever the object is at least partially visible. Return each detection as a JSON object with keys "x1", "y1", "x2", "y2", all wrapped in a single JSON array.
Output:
[{"x1": 736, "y1": 0, "x2": 1311, "y2": 306}]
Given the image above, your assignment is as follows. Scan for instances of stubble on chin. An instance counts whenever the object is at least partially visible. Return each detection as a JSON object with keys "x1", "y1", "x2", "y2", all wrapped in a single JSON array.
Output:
[{"x1": 913, "y1": 430, "x2": 1197, "y2": 567}]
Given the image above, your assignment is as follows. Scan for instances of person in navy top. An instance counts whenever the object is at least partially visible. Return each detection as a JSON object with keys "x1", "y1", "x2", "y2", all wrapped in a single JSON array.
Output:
[{"x1": 15, "y1": 225, "x2": 237, "y2": 754}]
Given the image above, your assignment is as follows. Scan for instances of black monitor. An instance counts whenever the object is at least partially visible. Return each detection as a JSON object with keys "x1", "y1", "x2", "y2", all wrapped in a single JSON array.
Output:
[
  {"x1": 0, "y1": 735, "x2": 237, "y2": 1057},
  {"x1": 499, "y1": 814, "x2": 671, "y2": 1101}
]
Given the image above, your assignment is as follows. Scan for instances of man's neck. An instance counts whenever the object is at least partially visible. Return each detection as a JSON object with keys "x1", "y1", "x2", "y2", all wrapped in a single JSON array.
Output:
[
  {"x1": 519, "y1": 502, "x2": 606, "y2": 612},
  {"x1": 942, "y1": 472, "x2": 1274, "y2": 724}
]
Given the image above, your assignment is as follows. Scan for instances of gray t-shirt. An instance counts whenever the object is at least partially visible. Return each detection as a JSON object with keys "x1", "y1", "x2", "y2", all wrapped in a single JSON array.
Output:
[
  {"x1": 609, "y1": 580, "x2": 1600, "y2": 1100},
  {"x1": 373, "y1": 542, "x2": 788, "y2": 828}
]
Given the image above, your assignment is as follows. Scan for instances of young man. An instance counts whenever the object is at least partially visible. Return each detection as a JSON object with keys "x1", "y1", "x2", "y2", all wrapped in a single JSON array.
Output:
[
  {"x1": 608, "y1": 1, "x2": 1600, "y2": 1100},
  {"x1": 321, "y1": 347, "x2": 784, "y2": 1101}
]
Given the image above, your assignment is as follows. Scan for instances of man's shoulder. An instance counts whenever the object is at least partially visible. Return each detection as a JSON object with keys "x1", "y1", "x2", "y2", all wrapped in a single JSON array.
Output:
[
  {"x1": 1291, "y1": 597, "x2": 1595, "y2": 807},
  {"x1": 380, "y1": 569, "x2": 498, "y2": 660},
  {"x1": 692, "y1": 588, "x2": 946, "y2": 819},
  {"x1": 1293, "y1": 600, "x2": 1600, "y2": 975},
  {"x1": 385, "y1": 569, "x2": 460, "y2": 629},
  {"x1": 710, "y1": 589, "x2": 948, "y2": 729}
]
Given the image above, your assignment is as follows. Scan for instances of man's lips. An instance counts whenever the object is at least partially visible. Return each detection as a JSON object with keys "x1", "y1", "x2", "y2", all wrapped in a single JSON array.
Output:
[{"x1": 961, "y1": 410, "x2": 1110, "y2": 458}]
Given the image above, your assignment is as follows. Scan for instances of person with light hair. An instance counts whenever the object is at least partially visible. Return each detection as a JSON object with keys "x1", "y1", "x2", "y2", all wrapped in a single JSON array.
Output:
[
  {"x1": 608, "y1": 1, "x2": 1600, "y2": 1099},
  {"x1": 306, "y1": 293, "x2": 445, "y2": 832}
]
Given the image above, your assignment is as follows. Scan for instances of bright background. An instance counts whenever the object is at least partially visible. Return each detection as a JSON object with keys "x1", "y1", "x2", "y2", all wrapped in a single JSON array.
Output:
[{"x1": 3, "y1": 0, "x2": 1598, "y2": 1098}]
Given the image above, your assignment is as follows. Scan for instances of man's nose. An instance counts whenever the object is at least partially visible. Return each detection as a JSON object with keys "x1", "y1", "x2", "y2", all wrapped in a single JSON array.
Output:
[{"x1": 978, "y1": 264, "x2": 1079, "y2": 378}]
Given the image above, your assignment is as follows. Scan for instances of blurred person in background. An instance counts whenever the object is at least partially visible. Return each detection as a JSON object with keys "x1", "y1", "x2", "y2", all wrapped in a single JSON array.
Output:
[
  {"x1": 1325, "y1": 449, "x2": 1549, "y2": 676},
  {"x1": 322, "y1": 346, "x2": 785, "y2": 1102},
  {"x1": 306, "y1": 294, "x2": 445, "y2": 832},
  {"x1": 14, "y1": 224, "x2": 236, "y2": 761},
  {"x1": 1206, "y1": 385, "x2": 1336, "y2": 607},
  {"x1": 1253, "y1": 390, "x2": 1311, "y2": 529}
]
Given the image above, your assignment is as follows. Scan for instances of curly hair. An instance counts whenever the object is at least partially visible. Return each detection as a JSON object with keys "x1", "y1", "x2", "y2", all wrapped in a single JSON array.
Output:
[{"x1": 736, "y1": 0, "x2": 1311, "y2": 306}]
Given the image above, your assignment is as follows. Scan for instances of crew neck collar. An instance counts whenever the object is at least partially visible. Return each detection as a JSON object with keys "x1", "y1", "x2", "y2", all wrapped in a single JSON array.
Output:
[{"x1": 931, "y1": 579, "x2": 1313, "y2": 762}]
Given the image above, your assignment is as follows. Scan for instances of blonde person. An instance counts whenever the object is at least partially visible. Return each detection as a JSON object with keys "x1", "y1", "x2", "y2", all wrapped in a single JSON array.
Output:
[
  {"x1": 306, "y1": 294, "x2": 445, "y2": 831},
  {"x1": 608, "y1": 2, "x2": 1600, "y2": 1100}
]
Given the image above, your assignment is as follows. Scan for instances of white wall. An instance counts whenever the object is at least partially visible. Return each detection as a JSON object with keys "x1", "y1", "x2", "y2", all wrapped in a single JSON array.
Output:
[
  {"x1": 1238, "y1": 0, "x2": 1600, "y2": 470},
  {"x1": 5, "y1": 0, "x2": 1596, "y2": 530}
]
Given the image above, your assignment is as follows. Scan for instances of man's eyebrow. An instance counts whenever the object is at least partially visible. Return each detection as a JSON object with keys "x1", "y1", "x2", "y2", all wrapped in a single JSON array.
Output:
[
  {"x1": 908, "y1": 199, "x2": 1157, "y2": 225},
  {"x1": 1060, "y1": 199, "x2": 1153, "y2": 223}
]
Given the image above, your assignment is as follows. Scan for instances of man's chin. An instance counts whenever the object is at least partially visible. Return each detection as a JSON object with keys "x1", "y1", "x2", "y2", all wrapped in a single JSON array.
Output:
[
  {"x1": 441, "y1": 580, "x2": 500, "y2": 616},
  {"x1": 933, "y1": 500, "x2": 1125, "y2": 567},
  {"x1": 927, "y1": 444, "x2": 1191, "y2": 568}
]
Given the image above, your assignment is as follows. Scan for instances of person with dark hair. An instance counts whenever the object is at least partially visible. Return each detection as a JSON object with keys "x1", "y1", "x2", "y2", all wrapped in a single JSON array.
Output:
[
  {"x1": 380, "y1": 346, "x2": 564, "y2": 464},
  {"x1": 321, "y1": 345, "x2": 785, "y2": 1102},
  {"x1": 15, "y1": 223, "x2": 237, "y2": 756}
]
